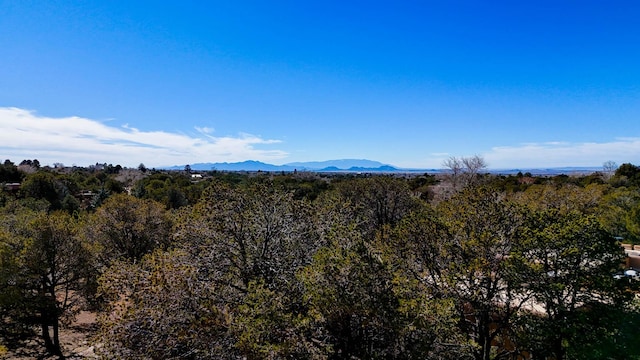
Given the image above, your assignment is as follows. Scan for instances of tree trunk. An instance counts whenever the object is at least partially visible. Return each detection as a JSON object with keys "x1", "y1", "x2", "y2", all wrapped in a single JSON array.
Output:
[
  {"x1": 41, "y1": 322, "x2": 54, "y2": 353},
  {"x1": 52, "y1": 319, "x2": 63, "y2": 358},
  {"x1": 480, "y1": 310, "x2": 492, "y2": 360},
  {"x1": 41, "y1": 321, "x2": 63, "y2": 358},
  {"x1": 553, "y1": 336, "x2": 565, "y2": 360},
  {"x1": 41, "y1": 278, "x2": 64, "y2": 359}
]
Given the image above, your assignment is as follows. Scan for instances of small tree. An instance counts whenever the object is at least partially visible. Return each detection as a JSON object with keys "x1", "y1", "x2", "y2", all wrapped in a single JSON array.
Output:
[
  {"x1": 329, "y1": 177, "x2": 419, "y2": 238},
  {"x1": 443, "y1": 155, "x2": 487, "y2": 191},
  {"x1": 613, "y1": 163, "x2": 640, "y2": 187},
  {"x1": 602, "y1": 160, "x2": 617, "y2": 181},
  {"x1": 0, "y1": 160, "x2": 23, "y2": 183},
  {"x1": 88, "y1": 193, "x2": 171, "y2": 267},
  {"x1": 20, "y1": 172, "x2": 62, "y2": 210},
  {"x1": 1, "y1": 210, "x2": 92, "y2": 357},
  {"x1": 443, "y1": 156, "x2": 464, "y2": 191},
  {"x1": 462, "y1": 155, "x2": 487, "y2": 186}
]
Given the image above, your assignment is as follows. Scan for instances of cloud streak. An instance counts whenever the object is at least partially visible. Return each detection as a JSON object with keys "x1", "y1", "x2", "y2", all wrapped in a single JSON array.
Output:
[
  {"x1": 483, "y1": 139, "x2": 640, "y2": 168},
  {"x1": 0, "y1": 107, "x2": 288, "y2": 167},
  {"x1": 2, "y1": 107, "x2": 639, "y2": 170},
  {"x1": 423, "y1": 140, "x2": 640, "y2": 169}
]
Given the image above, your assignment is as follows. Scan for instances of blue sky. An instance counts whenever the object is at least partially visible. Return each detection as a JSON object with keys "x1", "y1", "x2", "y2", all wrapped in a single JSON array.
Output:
[{"x1": 1, "y1": 1, "x2": 639, "y2": 169}]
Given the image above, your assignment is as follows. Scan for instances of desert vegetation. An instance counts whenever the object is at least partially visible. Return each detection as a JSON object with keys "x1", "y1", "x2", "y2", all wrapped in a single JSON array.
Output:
[{"x1": 2, "y1": 159, "x2": 640, "y2": 359}]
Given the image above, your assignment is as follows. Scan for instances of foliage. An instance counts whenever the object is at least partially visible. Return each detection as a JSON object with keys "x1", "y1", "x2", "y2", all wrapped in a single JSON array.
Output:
[
  {"x1": 301, "y1": 226, "x2": 404, "y2": 359},
  {"x1": 513, "y1": 209, "x2": 632, "y2": 360},
  {"x1": 19, "y1": 171, "x2": 64, "y2": 210},
  {"x1": 3, "y1": 163, "x2": 640, "y2": 358},
  {"x1": 0, "y1": 208, "x2": 92, "y2": 357},
  {"x1": 234, "y1": 280, "x2": 328, "y2": 359},
  {"x1": 512, "y1": 183, "x2": 606, "y2": 214},
  {"x1": 0, "y1": 159, "x2": 24, "y2": 183},
  {"x1": 133, "y1": 172, "x2": 206, "y2": 209},
  {"x1": 175, "y1": 181, "x2": 319, "y2": 292},
  {"x1": 0, "y1": 225, "x2": 27, "y2": 341},
  {"x1": 87, "y1": 193, "x2": 172, "y2": 267},
  {"x1": 270, "y1": 172, "x2": 330, "y2": 201},
  {"x1": 96, "y1": 249, "x2": 233, "y2": 359},
  {"x1": 487, "y1": 173, "x2": 541, "y2": 193},
  {"x1": 434, "y1": 187, "x2": 529, "y2": 360},
  {"x1": 597, "y1": 186, "x2": 640, "y2": 243},
  {"x1": 407, "y1": 173, "x2": 438, "y2": 201},
  {"x1": 613, "y1": 162, "x2": 640, "y2": 187},
  {"x1": 98, "y1": 180, "x2": 323, "y2": 358},
  {"x1": 329, "y1": 176, "x2": 420, "y2": 238}
]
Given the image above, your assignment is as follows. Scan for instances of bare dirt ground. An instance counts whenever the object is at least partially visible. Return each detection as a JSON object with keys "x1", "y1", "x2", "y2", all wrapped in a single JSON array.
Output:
[{"x1": 3, "y1": 311, "x2": 99, "y2": 359}]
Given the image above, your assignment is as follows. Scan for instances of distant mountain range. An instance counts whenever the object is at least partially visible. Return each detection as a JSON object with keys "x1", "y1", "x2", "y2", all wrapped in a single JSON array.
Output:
[
  {"x1": 166, "y1": 159, "x2": 413, "y2": 172},
  {"x1": 165, "y1": 159, "x2": 603, "y2": 175}
]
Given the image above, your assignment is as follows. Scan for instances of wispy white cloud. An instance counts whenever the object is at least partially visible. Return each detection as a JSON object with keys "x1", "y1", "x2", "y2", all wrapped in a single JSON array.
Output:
[
  {"x1": 418, "y1": 140, "x2": 640, "y2": 169},
  {"x1": 483, "y1": 139, "x2": 640, "y2": 168},
  {"x1": 195, "y1": 126, "x2": 215, "y2": 135},
  {"x1": 0, "y1": 107, "x2": 288, "y2": 167},
  {"x1": 3, "y1": 107, "x2": 638, "y2": 170}
]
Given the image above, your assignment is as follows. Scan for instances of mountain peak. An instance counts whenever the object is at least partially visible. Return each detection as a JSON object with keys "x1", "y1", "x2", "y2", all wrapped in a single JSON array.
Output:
[
  {"x1": 285, "y1": 159, "x2": 390, "y2": 170},
  {"x1": 166, "y1": 159, "x2": 398, "y2": 172}
]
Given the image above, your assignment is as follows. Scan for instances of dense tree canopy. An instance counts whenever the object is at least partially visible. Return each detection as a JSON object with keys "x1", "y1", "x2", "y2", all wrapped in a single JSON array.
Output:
[
  {"x1": 0, "y1": 159, "x2": 23, "y2": 183},
  {"x1": 2, "y1": 160, "x2": 640, "y2": 359},
  {"x1": 513, "y1": 209, "x2": 635, "y2": 359}
]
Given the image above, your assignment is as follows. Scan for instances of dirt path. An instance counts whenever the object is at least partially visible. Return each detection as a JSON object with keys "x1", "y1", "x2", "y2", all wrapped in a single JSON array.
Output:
[{"x1": 3, "y1": 311, "x2": 99, "y2": 359}]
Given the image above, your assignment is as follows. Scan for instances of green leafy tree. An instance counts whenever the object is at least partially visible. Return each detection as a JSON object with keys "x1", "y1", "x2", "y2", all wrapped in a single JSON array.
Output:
[
  {"x1": 87, "y1": 193, "x2": 172, "y2": 267},
  {"x1": 175, "y1": 181, "x2": 318, "y2": 294},
  {"x1": 613, "y1": 162, "x2": 640, "y2": 187},
  {"x1": 270, "y1": 172, "x2": 330, "y2": 201},
  {"x1": 330, "y1": 176, "x2": 419, "y2": 238},
  {"x1": 512, "y1": 183, "x2": 606, "y2": 215},
  {"x1": 233, "y1": 280, "x2": 329, "y2": 359},
  {"x1": 0, "y1": 205, "x2": 43, "y2": 345},
  {"x1": 304, "y1": 194, "x2": 467, "y2": 359},
  {"x1": 513, "y1": 209, "x2": 633, "y2": 360},
  {"x1": 187, "y1": 180, "x2": 322, "y2": 357},
  {"x1": 0, "y1": 159, "x2": 23, "y2": 183},
  {"x1": 20, "y1": 171, "x2": 63, "y2": 210},
  {"x1": 166, "y1": 186, "x2": 188, "y2": 209},
  {"x1": 134, "y1": 172, "x2": 198, "y2": 209},
  {"x1": 88, "y1": 187, "x2": 110, "y2": 210},
  {"x1": 0, "y1": 226, "x2": 25, "y2": 341},
  {"x1": 96, "y1": 249, "x2": 233, "y2": 359},
  {"x1": 389, "y1": 206, "x2": 476, "y2": 358},
  {"x1": 626, "y1": 202, "x2": 640, "y2": 243},
  {"x1": 432, "y1": 187, "x2": 528, "y2": 360},
  {"x1": 99, "y1": 181, "x2": 322, "y2": 358},
  {"x1": 0, "y1": 209, "x2": 92, "y2": 357},
  {"x1": 407, "y1": 172, "x2": 438, "y2": 201},
  {"x1": 596, "y1": 186, "x2": 640, "y2": 242},
  {"x1": 301, "y1": 226, "x2": 403, "y2": 359},
  {"x1": 61, "y1": 194, "x2": 81, "y2": 215}
]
